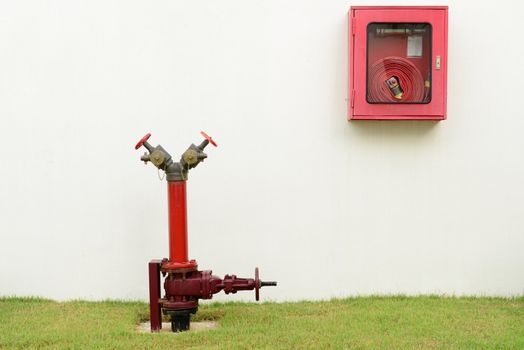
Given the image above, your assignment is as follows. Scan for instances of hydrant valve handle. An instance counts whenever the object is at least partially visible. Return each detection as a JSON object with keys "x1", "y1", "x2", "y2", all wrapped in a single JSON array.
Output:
[
  {"x1": 135, "y1": 133, "x2": 152, "y2": 150},
  {"x1": 255, "y1": 267, "x2": 260, "y2": 301},
  {"x1": 200, "y1": 131, "x2": 218, "y2": 147}
]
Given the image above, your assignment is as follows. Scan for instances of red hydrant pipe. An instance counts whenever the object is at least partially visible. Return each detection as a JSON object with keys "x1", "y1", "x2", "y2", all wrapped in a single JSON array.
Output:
[
  {"x1": 164, "y1": 180, "x2": 197, "y2": 270},
  {"x1": 167, "y1": 181, "x2": 189, "y2": 265}
]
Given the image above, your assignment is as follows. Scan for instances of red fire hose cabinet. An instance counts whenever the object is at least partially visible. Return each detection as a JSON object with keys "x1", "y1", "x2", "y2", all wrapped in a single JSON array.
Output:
[{"x1": 348, "y1": 6, "x2": 448, "y2": 120}]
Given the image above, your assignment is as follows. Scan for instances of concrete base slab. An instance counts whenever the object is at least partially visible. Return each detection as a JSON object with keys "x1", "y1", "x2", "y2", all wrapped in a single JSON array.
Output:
[{"x1": 137, "y1": 321, "x2": 218, "y2": 333}]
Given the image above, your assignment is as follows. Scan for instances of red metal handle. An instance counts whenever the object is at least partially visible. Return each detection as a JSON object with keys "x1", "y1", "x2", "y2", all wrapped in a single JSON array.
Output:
[
  {"x1": 135, "y1": 133, "x2": 151, "y2": 150},
  {"x1": 255, "y1": 267, "x2": 260, "y2": 301},
  {"x1": 200, "y1": 131, "x2": 217, "y2": 147}
]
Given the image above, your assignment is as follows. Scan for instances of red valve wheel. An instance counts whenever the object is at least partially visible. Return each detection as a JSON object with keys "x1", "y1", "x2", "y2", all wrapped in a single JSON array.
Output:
[
  {"x1": 135, "y1": 133, "x2": 151, "y2": 150},
  {"x1": 255, "y1": 267, "x2": 260, "y2": 301},
  {"x1": 200, "y1": 131, "x2": 217, "y2": 147}
]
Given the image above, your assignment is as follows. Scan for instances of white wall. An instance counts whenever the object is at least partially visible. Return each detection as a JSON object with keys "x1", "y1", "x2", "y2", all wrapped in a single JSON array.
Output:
[{"x1": 1, "y1": 0, "x2": 523, "y2": 301}]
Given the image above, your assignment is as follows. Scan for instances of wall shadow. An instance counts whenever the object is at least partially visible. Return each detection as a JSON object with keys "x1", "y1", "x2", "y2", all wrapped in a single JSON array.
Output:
[{"x1": 346, "y1": 119, "x2": 441, "y2": 141}]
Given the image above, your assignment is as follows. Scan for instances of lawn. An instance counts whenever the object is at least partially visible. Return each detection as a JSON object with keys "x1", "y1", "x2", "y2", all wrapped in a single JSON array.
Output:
[{"x1": 0, "y1": 296, "x2": 523, "y2": 349}]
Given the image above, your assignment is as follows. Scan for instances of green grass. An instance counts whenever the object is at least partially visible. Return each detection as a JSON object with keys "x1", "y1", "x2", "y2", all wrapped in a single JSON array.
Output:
[{"x1": 1, "y1": 296, "x2": 523, "y2": 349}]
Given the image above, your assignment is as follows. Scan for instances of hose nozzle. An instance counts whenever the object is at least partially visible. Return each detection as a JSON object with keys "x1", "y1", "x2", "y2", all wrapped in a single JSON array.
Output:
[{"x1": 386, "y1": 76, "x2": 403, "y2": 99}]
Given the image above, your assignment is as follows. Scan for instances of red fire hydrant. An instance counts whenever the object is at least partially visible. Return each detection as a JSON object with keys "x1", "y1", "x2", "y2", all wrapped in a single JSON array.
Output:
[{"x1": 135, "y1": 131, "x2": 276, "y2": 332}]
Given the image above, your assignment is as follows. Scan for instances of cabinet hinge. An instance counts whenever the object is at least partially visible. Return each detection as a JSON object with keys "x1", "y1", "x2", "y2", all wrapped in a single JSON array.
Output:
[
  {"x1": 351, "y1": 90, "x2": 355, "y2": 108},
  {"x1": 352, "y1": 19, "x2": 356, "y2": 36}
]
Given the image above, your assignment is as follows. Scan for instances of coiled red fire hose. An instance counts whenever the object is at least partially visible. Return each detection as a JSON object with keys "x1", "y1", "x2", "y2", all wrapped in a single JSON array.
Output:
[{"x1": 367, "y1": 56, "x2": 427, "y2": 103}]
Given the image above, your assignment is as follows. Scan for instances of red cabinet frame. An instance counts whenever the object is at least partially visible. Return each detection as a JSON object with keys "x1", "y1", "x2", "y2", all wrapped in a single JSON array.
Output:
[{"x1": 348, "y1": 6, "x2": 448, "y2": 120}]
